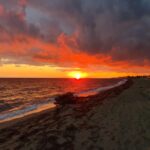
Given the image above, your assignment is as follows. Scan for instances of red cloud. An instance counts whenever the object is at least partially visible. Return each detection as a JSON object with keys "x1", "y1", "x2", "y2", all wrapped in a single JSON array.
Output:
[
  {"x1": 19, "y1": 0, "x2": 27, "y2": 6},
  {"x1": 0, "y1": 4, "x2": 4, "y2": 16}
]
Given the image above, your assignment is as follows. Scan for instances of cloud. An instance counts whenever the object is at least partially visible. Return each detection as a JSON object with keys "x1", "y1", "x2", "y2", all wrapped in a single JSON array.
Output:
[
  {"x1": 0, "y1": 0, "x2": 150, "y2": 71},
  {"x1": 28, "y1": 0, "x2": 150, "y2": 62}
]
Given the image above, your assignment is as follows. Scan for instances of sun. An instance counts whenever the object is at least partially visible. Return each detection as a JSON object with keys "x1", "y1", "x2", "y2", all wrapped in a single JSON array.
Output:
[
  {"x1": 74, "y1": 73, "x2": 81, "y2": 79},
  {"x1": 68, "y1": 71, "x2": 88, "y2": 79}
]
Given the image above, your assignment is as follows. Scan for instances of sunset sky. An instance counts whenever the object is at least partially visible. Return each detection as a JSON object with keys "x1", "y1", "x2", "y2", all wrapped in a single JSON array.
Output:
[{"x1": 0, "y1": 0, "x2": 150, "y2": 78}]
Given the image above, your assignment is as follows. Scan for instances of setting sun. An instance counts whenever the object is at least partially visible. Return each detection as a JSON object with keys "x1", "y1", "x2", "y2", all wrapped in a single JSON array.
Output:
[
  {"x1": 68, "y1": 71, "x2": 88, "y2": 79},
  {"x1": 75, "y1": 73, "x2": 81, "y2": 79}
]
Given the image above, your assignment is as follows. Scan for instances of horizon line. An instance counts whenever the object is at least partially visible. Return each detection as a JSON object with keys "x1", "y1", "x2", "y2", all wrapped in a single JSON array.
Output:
[{"x1": 0, "y1": 75, "x2": 149, "y2": 79}]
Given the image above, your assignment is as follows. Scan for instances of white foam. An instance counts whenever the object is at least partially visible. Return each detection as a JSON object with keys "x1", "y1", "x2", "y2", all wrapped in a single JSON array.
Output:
[
  {"x1": 75, "y1": 79, "x2": 128, "y2": 97},
  {"x1": 0, "y1": 99, "x2": 56, "y2": 123}
]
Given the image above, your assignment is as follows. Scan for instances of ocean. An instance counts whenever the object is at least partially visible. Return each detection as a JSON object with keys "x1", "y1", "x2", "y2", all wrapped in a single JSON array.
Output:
[{"x1": 0, "y1": 78, "x2": 122, "y2": 122}]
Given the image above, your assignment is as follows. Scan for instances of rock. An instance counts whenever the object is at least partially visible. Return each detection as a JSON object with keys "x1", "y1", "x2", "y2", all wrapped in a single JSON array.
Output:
[{"x1": 55, "y1": 92, "x2": 77, "y2": 106}]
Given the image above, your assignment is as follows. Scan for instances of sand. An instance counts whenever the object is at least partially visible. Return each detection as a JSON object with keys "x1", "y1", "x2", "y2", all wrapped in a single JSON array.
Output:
[{"x1": 0, "y1": 77, "x2": 150, "y2": 150}]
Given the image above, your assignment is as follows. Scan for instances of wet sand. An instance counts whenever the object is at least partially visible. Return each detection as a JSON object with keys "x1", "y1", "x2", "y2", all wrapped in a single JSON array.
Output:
[{"x1": 0, "y1": 77, "x2": 150, "y2": 150}]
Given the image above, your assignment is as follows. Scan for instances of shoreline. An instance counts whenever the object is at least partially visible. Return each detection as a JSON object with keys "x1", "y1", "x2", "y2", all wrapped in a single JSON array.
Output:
[
  {"x1": 0, "y1": 78, "x2": 131, "y2": 128},
  {"x1": 0, "y1": 78, "x2": 128, "y2": 125},
  {"x1": 1, "y1": 77, "x2": 150, "y2": 149},
  {"x1": 0, "y1": 106, "x2": 56, "y2": 130}
]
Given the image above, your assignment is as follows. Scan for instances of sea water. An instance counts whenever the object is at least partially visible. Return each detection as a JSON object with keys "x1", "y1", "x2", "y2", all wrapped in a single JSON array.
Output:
[{"x1": 0, "y1": 78, "x2": 124, "y2": 122}]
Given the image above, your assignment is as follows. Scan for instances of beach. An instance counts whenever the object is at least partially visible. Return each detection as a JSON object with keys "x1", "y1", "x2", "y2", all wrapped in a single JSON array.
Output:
[{"x1": 0, "y1": 77, "x2": 150, "y2": 150}]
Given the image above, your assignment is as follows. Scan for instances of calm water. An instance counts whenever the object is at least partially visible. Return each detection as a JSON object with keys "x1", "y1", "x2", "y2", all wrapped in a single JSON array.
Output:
[{"x1": 0, "y1": 78, "x2": 122, "y2": 121}]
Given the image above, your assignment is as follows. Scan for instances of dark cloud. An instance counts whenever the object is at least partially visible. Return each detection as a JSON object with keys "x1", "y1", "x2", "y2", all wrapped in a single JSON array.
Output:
[
  {"x1": 0, "y1": 9, "x2": 43, "y2": 43},
  {"x1": 0, "y1": 0, "x2": 150, "y2": 67},
  {"x1": 28, "y1": 0, "x2": 150, "y2": 63}
]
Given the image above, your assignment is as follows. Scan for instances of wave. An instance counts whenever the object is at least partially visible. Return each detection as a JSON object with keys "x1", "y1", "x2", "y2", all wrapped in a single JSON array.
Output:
[
  {"x1": 0, "y1": 98, "x2": 55, "y2": 123},
  {"x1": 0, "y1": 79, "x2": 127, "y2": 123}
]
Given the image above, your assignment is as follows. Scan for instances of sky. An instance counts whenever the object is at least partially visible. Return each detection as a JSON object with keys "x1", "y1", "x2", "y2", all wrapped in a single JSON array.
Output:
[{"x1": 0, "y1": 0, "x2": 150, "y2": 78}]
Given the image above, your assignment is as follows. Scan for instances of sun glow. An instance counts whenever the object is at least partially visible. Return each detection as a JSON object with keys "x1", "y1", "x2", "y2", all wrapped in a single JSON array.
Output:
[
  {"x1": 68, "y1": 71, "x2": 88, "y2": 79},
  {"x1": 74, "y1": 73, "x2": 81, "y2": 79}
]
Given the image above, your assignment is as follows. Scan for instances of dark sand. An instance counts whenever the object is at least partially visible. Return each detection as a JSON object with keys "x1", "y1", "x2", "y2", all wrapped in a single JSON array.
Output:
[{"x1": 0, "y1": 78, "x2": 150, "y2": 150}]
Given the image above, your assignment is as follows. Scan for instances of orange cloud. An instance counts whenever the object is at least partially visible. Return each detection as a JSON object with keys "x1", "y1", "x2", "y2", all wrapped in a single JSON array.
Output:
[{"x1": 1, "y1": 32, "x2": 150, "y2": 76}]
